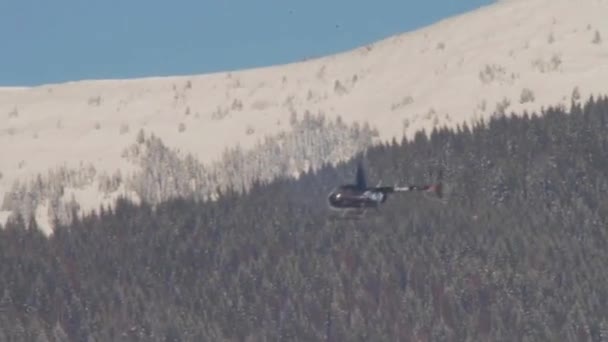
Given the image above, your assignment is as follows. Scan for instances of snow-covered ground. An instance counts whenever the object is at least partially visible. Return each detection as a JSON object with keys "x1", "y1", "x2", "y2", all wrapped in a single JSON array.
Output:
[{"x1": 1, "y1": 0, "x2": 607, "y2": 232}]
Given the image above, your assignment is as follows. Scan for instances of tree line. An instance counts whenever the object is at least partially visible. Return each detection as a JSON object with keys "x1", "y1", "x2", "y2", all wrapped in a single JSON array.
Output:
[{"x1": 2, "y1": 111, "x2": 378, "y2": 227}]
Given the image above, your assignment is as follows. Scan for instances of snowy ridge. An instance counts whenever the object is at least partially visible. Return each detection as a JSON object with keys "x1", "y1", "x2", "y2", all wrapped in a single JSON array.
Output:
[{"x1": 1, "y1": 0, "x2": 607, "y2": 233}]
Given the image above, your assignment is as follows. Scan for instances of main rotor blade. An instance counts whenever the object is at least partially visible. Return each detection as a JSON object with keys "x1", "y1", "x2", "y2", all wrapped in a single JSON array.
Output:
[{"x1": 356, "y1": 161, "x2": 367, "y2": 190}]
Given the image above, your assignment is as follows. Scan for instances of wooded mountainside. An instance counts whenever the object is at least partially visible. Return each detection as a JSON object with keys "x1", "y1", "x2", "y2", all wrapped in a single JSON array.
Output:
[{"x1": 1, "y1": 96, "x2": 608, "y2": 341}]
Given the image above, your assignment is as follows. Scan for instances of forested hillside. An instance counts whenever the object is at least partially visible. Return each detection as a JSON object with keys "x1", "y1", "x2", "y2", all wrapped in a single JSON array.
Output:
[{"x1": 1, "y1": 96, "x2": 608, "y2": 341}]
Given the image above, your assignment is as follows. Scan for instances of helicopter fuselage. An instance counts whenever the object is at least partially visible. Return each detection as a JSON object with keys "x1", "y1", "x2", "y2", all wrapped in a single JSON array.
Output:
[
  {"x1": 327, "y1": 185, "x2": 393, "y2": 209},
  {"x1": 327, "y1": 161, "x2": 442, "y2": 214}
]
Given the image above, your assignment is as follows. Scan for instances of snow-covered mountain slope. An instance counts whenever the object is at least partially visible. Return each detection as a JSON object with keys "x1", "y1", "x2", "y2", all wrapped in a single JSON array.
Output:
[{"x1": 1, "y1": 0, "x2": 607, "y2": 232}]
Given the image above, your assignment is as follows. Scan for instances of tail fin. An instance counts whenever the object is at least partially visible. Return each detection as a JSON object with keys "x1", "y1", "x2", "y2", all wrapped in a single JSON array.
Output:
[{"x1": 429, "y1": 169, "x2": 443, "y2": 198}]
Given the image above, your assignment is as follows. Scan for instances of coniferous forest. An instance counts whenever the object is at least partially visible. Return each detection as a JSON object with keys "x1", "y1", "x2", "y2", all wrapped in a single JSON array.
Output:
[{"x1": 2, "y1": 96, "x2": 608, "y2": 341}]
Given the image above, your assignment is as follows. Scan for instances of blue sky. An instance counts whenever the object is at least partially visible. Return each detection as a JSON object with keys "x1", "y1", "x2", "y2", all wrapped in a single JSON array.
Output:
[{"x1": 0, "y1": 0, "x2": 495, "y2": 86}]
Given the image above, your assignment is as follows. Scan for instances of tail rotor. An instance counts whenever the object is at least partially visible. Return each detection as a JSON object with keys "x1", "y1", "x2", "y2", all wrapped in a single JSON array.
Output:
[
  {"x1": 427, "y1": 182, "x2": 443, "y2": 198},
  {"x1": 424, "y1": 168, "x2": 446, "y2": 203}
]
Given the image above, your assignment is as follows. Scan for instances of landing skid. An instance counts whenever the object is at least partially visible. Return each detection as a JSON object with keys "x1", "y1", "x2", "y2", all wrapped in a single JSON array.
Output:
[{"x1": 328, "y1": 207, "x2": 379, "y2": 221}]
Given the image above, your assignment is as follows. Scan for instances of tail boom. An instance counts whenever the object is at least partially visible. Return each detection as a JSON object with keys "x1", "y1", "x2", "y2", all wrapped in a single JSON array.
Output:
[{"x1": 393, "y1": 183, "x2": 442, "y2": 197}]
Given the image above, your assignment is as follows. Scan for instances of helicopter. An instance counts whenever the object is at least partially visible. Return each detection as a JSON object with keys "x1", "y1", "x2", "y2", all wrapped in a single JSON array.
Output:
[{"x1": 327, "y1": 161, "x2": 443, "y2": 218}]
